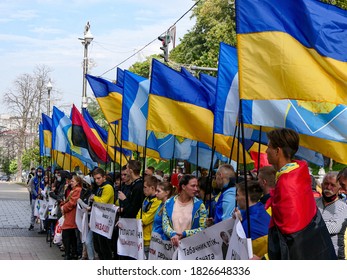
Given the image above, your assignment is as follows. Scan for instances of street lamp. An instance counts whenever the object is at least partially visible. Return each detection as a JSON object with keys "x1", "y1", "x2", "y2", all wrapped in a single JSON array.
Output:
[
  {"x1": 47, "y1": 80, "x2": 52, "y2": 116},
  {"x1": 79, "y1": 21, "x2": 94, "y2": 109}
]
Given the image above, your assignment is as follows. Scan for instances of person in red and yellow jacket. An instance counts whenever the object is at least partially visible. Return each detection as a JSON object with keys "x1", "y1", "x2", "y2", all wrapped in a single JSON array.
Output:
[{"x1": 265, "y1": 128, "x2": 336, "y2": 260}]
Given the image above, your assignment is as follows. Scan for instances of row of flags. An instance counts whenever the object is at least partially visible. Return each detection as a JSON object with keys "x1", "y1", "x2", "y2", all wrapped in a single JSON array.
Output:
[{"x1": 39, "y1": 0, "x2": 347, "y2": 171}]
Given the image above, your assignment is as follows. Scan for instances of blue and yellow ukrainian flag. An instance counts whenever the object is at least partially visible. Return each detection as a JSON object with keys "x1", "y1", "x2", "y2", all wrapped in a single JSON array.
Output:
[
  {"x1": 236, "y1": 0, "x2": 347, "y2": 105},
  {"x1": 86, "y1": 74, "x2": 123, "y2": 123},
  {"x1": 122, "y1": 70, "x2": 193, "y2": 160},
  {"x1": 39, "y1": 123, "x2": 45, "y2": 157},
  {"x1": 148, "y1": 59, "x2": 215, "y2": 146},
  {"x1": 42, "y1": 113, "x2": 52, "y2": 151}
]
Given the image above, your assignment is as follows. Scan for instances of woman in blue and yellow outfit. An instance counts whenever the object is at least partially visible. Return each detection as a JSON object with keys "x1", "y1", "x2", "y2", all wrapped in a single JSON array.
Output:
[{"x1": 162, "y1": 174, "x2": 207, "y2": 247}]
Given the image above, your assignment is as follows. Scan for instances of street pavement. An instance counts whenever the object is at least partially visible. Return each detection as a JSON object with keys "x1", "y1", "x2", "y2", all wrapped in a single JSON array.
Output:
[{"x1": 0, "y1": 181, "x2": 62, "y2": 260}]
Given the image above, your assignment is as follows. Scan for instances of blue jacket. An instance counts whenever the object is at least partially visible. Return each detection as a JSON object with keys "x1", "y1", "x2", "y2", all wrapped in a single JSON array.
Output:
[
  {"x1": 214, "y1": 183, "x2": 236, "y2": 224},
  {"x1": 162, "y1": 195, "x2": 207, "y2": 239},
  {"x1": 30, "y1": 167, "x2": 45, "y2": 200},
  {"x1": 152, "y1": 203, "x2": 170, "y2": 241}
]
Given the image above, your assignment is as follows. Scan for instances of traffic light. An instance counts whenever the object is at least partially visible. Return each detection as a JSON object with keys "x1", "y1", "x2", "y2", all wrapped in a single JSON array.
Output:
[{"x1": 158, "y1": 34, "x2": 171, "y2": 62}]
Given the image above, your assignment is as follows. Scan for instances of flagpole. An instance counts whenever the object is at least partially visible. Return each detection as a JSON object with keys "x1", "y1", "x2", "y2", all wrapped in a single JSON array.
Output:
[
  {"x1": 62, "y1": 153, "x2": 66, "y2": 170},
  {"x1": 257, "y1": 126, "x2": 263, "y2": 175},
  {"x1": 109, "y1": 122, "x2": 129, "y2": 165},
  {"x1": 239, "y1": 100, "x2": 251, "y2": 238},
  {"x1": 236, "y1": 117, "x2": 241, "y2": 182},
  {"x1": 139, "y1": 130, "x2": 149, "y2": 220},
  {"x1": 229, "y1": 123, "x2": 238, "y2": 165},
  {"x1": 207, "y1": 132, "x2": 215, "y2": 218},
  {"x1": 142, "y1": 130, "x2": 149, "y2": 178},
  {"x1": 195, "y1": 142, "x2": 199, "y2": 176},
  {"x1": 207, "y1": 145, "x2": 216, "y2": 218},
  {"x1": 115, "y1": 124, "x2": 118, "y2": 173},
  {"x1": 50, "y1": 150, "x2": 53, "y2": 171},
  {"x1": 119, "y1": 139, "x2": 124, "y2": 174},
  {"x1": 169, "y1": 136, "x2": 176, "y2": 180}
]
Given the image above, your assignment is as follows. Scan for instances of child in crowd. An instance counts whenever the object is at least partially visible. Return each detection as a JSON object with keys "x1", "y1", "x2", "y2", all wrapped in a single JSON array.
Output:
[
  {"x1": 152, "y1": 181, "x2": 176, "y2": 240},
  {"x1": 136, "y1": 175, "x2": 161, "y2": 259}
]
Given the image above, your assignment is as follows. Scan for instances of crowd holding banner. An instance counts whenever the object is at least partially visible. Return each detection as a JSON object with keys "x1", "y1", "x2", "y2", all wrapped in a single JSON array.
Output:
[{"x1": 33, "y1": 0, "x2": 347, "y2": 261}]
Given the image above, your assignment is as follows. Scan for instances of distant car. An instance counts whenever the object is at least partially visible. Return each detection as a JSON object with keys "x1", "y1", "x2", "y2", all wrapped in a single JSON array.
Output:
[{"x1": 0, "y1": 175, "x2": 10, "y2": 181}]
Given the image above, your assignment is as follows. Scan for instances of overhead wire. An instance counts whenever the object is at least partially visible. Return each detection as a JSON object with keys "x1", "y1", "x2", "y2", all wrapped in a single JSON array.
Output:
[{"x1": 98, "y1": 0, "x2": 202, "y2": 77}]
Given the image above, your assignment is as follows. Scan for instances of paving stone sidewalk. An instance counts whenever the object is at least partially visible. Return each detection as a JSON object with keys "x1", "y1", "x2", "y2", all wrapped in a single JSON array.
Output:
[{"x1": 0, "y1": 184, "x2": 63, "y2": 260}]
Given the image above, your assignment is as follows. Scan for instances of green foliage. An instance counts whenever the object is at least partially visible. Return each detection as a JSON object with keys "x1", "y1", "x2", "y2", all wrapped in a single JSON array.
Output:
[
  {"x1": 22, "y1": 144, "x2": 40, "y2": 170},
  {"x1": 146, "y1": 158, "x2": 170, "y2": 174},
  {"x1": 1, "y1": 158, "x2": 11, "y2": 175},
  {"x1": 321, "y1": 0, "x2": 347, "y2": 10},
  {"x1": 9, "y1": 160, "x2": 18, "y2": 174},
  {"x1": 309, "y1": 162, "x2": 347, "y2": 175},
  {"x1": 128, "y1": 54, "x2": 161, "y2": 78},
  {"x1": 170, "y1": 0, "x2": 236, "y2": 74}
]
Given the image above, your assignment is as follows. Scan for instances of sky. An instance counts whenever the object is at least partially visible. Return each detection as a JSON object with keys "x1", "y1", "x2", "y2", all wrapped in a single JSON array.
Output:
[{"x1": 0, "y1": 0, "x2": 196, "y2": 115}]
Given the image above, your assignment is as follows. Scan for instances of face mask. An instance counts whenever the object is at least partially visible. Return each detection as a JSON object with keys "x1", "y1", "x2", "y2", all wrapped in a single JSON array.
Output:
[
  {"x1": 57, "y1": 176, "x2": 62, "y2": 182},
  {"x1": 322, "y1": 192, "x2": 338, "y2": 203},
  {"x1": 37, "y1": 172, "x2": 42, "y2": 176}
]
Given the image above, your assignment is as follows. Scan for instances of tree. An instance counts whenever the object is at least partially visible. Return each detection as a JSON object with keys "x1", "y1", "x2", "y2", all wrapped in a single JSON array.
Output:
[
  {"x1": 127, "y1": 1, "x2": 237, "y2": 77},
  {"x1": 9, "y1": 160, "x2": 18, "y2": 175},
  {"x1": 128, "y1": 54, "x2": 161, "y2": 78},
  {"x1": 170, "y1": 0, "x2": 236, "y2": 73},
  {"x1": 22, "y1": 143, "x2": 40, "y2": 171},
  {"x1": 322, "y1": 0, "x2": 347, "y2": 10},
  {"x1": 3, "y1": 65, "x2": 52, "y2": 181}
]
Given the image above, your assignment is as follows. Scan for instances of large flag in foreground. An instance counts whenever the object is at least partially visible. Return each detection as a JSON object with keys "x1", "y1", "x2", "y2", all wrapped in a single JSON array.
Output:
[
  {"x1": 236, "y1": 0, "x2": 347, "y2": 105},
  {"x1": 86, "y1": 74, "x2": 123, "y2": 123}
]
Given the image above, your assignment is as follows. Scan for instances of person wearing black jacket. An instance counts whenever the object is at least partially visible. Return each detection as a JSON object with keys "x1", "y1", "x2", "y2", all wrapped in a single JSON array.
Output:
[
  {"x1": 48, "y1": 169, "x2": 69, "y2": 220},
  {"x1": 118, "y1": 160, "x2": 144, "y2": 219},
  {"x1": 117, "y1": 160, "x2": 144, "y2": 260},
  {"x1": 27, "y1": 167, "x2": 36, "y2": 206}
]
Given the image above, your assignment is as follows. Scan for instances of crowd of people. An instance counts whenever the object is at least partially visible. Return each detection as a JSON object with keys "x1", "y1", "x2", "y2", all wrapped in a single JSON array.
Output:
[{"x1": 26, "y1": 128, "x2": 347, "y2": 260}]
